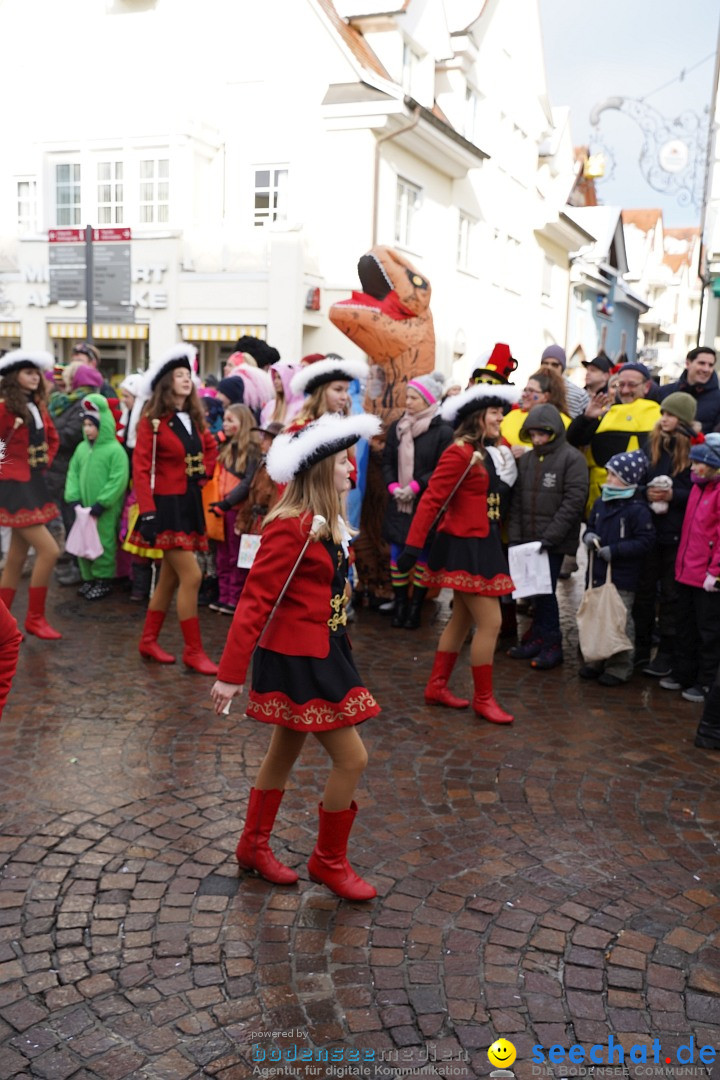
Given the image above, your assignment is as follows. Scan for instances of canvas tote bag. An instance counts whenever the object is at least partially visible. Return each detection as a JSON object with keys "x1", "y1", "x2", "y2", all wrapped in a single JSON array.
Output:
[{"x1": 576, "y1": 551, "x2": 633, "y2": 663}]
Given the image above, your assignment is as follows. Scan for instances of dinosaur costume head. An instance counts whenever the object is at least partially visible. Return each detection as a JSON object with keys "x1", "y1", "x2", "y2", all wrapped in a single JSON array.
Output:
[{"x1": 329, "y1": 246, "x2": 435, "y2": 423}]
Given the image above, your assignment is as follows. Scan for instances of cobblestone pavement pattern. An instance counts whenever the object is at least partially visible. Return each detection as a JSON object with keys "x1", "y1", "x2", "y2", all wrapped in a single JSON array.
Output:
[{"x1": 0, "y1": 575, "x2": 719, "y2": 1080}]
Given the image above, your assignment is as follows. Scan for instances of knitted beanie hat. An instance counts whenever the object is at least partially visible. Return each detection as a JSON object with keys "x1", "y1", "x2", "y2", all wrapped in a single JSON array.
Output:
[
  {"x1": 407, "y1": 370, "x2": 445, "y2": 406},
  {"x1": 690, "y1": 432, "x2": 720, "y2": 470},
  {"x1": 660, "y1": 391, "x2": 697, "y2": 431},
  {"x1": 541, "y1": 344, "x2": 566, "y2": 370},
  {"x1": 606, "y1": 449, "x2": 648, "y2": 487}
]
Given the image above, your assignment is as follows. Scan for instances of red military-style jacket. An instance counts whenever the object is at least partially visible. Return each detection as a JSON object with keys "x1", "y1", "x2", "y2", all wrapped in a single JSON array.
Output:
[
  {"x1": 0, "y1": 402, "x2": 59, "y2": 482},
  {"x1": 406, "y1": 441, "x2": 494, "y2": 549},
  {"x1": 217, "y1": 514, "x2": 340, "y2": 686},
  {"x1": 132, "y1": 413, "x2": 217, "y2": 515}
]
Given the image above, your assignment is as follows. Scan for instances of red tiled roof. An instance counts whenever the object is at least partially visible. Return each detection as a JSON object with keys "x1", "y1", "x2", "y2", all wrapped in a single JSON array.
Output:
[
  {"x1": 663, "y1": 227, "x2": 700, "y2": 273},
  {"x1": 621, "y1": 209, "x2": 662, "y2": 232},
  {"x1": 314, "y1": 0, "x2": 392, "y2": 81}
]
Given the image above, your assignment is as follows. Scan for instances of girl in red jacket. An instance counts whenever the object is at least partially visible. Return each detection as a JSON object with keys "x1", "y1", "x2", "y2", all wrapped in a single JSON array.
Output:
[
  {"x1": 0, "y1": 350, "x2": 63, "y2": 639},
  {"x1": 129, "y1": 345, "x2": 218, "y2": 674},
  {"x1": 210, "y1": 411, "x2": 381, "y2": 901},
  {"x1": 397, "y1": 382, "x2": 520, "y2": 724}
]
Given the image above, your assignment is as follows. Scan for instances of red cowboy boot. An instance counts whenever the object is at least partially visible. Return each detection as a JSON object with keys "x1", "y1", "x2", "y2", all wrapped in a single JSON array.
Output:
[
  {"x1": 25, "y1": 587, "x2": 62, "y2": 640},
  {"x1": 307, "y1": 801, "x2": 377, "y2": 901},
  {"x1": 424, "y1": 651, "x2": 469, "y2": 709},
  {"x1": 471, "y1": 665, "x2": 514, "y2": 724},
  {"x1": 180, "y1": 616, "x2": 218, "y2": 675},
  {"x1": 236, "y1": 788, "x2": 298, "y2": 885},
  {"x1": 138, "y1": 609, "x2": 176, "y2": 664}
]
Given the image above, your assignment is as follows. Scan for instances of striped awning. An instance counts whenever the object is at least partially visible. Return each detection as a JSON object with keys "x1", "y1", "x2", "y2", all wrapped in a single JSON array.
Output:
[
  {"x1": 0, "y1": 323, "x2": 20, "y2": 338},
  {"x1": 48, "y1": 323, "x2": 149, "y2": 340},
  {"x1": 180, "y1": 324, "x2": 265, "y2": 343}
]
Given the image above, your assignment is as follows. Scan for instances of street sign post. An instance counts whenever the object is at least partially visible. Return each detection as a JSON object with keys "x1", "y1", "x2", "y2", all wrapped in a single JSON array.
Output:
[{"x1": 48, "y1": 226, "x2": 134, "y2": 340}]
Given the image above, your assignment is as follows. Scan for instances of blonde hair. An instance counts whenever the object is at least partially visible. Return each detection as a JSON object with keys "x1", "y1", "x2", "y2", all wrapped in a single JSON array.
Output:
[
  {"x1": 264, "y1": 452, "x2": 348, "y2": 544},
  {"x1": 296, "y1": 382, "x2": 351, "y2": 423},
  {"x1": 218, "y1": 404, "x2": 260, "y2": 473},
  {"x1": 62, "y1": 359, "x2": 83, "y2": 393}
]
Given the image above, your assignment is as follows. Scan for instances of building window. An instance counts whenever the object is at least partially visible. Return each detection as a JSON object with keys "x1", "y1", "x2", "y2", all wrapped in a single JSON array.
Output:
[
  {"x1": 464, "y1": 85, "x2": 479, "y2": 143},
  {"x1": 457, "y1": 213, "x2": 477, "y2": 271},
  {"x1": 97, "y1": 161, "x2": 124, "y2": 224},
  {"x1": 253, "y1": 167, "x2": 289, "y2": 227},
  {"x1": 139, "y1": 158, "x2": 169, "y2": 223},
  {"x1": 395, "y1": 177, "x2": 422, "y2": 249},
  {"x1": 17, "y1": 179, "x2": 38, "y2": 234},
  {"x1": 542, "y1": 255, "x2": 554, "y2": 299},
  {"x1": 55, "y1": 163, "x2": 81, "y2": 226},
  {"x1": 402, "y1": 43, "x2": 422, "y2": 95}
]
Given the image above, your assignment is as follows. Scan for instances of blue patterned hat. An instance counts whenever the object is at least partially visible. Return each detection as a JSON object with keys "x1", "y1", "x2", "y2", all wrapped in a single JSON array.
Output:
[{"x1": 606, "y1": 449, "x2": 648, "y2": 487}]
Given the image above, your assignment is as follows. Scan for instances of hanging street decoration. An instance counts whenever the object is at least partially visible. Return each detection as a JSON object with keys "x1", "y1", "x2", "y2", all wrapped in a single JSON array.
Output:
[{"x1": 588, "y1": 96, "x2": 710, "y2": 209}]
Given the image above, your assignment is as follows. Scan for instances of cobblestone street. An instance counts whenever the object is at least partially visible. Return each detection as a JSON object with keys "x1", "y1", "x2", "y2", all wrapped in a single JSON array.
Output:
[{"x1": 0, "y1": 576, "x2": 719, "y2": 1080}]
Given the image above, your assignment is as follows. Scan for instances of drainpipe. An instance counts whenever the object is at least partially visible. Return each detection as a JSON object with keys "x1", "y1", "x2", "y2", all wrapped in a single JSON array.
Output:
[
  {"x1": 696, "y1": 15, "x2": 720, "y2": 345},
  {"x1": 372, "y1": 103, "x2": 421, "y2": 246}
]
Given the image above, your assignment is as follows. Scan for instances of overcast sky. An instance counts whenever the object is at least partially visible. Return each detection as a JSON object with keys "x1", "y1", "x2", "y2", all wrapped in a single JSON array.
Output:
[{"x1": 538, "y1": 0, "x2": 719, "y2": 228}]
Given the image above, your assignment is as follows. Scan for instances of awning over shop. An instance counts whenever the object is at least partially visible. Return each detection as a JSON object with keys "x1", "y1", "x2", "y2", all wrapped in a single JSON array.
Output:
[
  {"x1": 180, "y1": 324, "x2": 265, "y2": 342},
  {"x1": 48, "y1": 323, "x2": 149, "y2": 340},
  {"x1": 0, "y1": 323, "x2": 20, "y2": 338}
]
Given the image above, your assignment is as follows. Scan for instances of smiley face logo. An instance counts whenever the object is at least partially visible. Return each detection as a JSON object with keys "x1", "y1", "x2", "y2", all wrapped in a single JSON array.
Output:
[{"x1": 488, "y1": 1039, "x2": 517, "y2": 1068}]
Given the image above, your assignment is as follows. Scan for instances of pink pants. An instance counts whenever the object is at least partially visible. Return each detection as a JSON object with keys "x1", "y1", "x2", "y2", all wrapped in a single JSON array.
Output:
[{"x1": 215, "y1": 508, "x2": 248, "y2": 607}]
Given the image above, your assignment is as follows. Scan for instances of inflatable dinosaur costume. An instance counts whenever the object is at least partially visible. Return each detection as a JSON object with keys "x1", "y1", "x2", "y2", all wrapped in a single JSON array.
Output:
[{"x1": 329, "y1": 246, "x2": 435, "y2": 602}]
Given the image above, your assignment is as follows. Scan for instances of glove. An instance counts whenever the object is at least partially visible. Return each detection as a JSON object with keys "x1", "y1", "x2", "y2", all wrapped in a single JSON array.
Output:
[
  {"x1": 89, "y1": 502, "x2": 104, "y2": 518},
  {"x1": 68, "y1": 501, "x2": 81, "y2": 513},
  {"x1": 396, "y1": 546, "x2": 421, "y2": 575},
  {"x1": 209, "y1": 500, "x2": 230, "y2": 516},
  {"x1": 538, "y1": 541, "x2": 551, "y2": 552},
  {"x1": 597, "y1": 546, "x2": 612, "y2": 562},
  {"x1": 703, "y1": 573, "x2": 718, "y2": 593},
  {"x1": 137, "y1": 512, "x2": 158, "y2": 543},
  {"x1": 582, "y1": 531, "x2": 601, "y2": 549}
]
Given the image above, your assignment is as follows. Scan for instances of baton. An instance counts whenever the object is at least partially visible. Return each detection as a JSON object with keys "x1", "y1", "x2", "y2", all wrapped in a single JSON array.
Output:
[
  {"x1": 257, "y1": 513, "x2": 327, "y2": 649},
  {"x1": 426, "y1": 449, "x2": 482, "y2": 536},
  {"x1": 149, "y1": 419, "x2": 161, "y2": 597}
]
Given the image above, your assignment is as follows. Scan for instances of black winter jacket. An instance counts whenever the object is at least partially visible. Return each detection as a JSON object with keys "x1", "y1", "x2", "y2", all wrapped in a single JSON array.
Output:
[
  {"x1": 507, "y1": 404, "x2": 588, "y2": 556},
  {"x1": 660, "y1": 371, "x2": 720, "y2": 434},
  {"x1": 381, "y1": 414, "x2": 454, "y2": 545},
  {"x1": 586, "y1": 494, "x2": 655, "y2": 592}
]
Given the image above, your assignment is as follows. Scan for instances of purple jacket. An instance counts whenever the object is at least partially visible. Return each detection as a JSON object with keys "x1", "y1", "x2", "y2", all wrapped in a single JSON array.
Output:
[{"x1": 675, "y1": 476, "x2": 720, "y2": 587}]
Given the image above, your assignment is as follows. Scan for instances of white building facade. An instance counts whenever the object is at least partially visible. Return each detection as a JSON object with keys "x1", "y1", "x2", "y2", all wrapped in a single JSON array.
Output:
[{"x1": 0, "y1": 0, "x2": 584, "y2": 385}]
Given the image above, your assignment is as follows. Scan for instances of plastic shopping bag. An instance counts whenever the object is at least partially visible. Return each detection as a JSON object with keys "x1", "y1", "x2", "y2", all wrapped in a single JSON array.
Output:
[
  {"x1": 508, "y1": 542, "x2": 552, "y2": 599},
  {"x1": 64, "y1": 507, "x2": 104, "y2": 561}
]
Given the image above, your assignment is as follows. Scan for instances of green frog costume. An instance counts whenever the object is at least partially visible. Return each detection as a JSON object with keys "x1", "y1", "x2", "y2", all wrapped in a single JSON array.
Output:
[{"x1": 64, "y1": 393, "x2": 129, "y2": 583}]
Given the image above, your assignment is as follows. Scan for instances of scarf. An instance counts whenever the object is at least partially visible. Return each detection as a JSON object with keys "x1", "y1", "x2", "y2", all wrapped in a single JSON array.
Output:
[
  {"x1": 601, "y1": 484, "x2": 636, "y2": 501},
  {"x1": 395, "y1": 404, "x2": 437, "y2": 513}
]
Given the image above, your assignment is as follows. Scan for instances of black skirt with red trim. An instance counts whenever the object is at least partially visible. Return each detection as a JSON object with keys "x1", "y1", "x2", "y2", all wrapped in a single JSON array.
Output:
[
  {"x1": 419, "y1": 530, "x2": 514, "y2": 596},
  {"x1": 128, "y1": 485, "x2": 208, "y2": 553},
  {"x1": 247, "y1": 635, "x2": 380, "y2": 731},
  {"x1": 0, "y1": 476, "x2": 59, "y2": 528}
]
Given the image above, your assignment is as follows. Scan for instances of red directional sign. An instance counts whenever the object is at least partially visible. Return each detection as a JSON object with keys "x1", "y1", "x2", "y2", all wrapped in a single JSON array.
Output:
[
  {"x1": 92, "y1": 228, "x2": 132, "y2": 242},
  {"x1": 48, "y1": 227, "x2": 132, "y2": 243},
  {"x1": 48, "y1": 229, "x2": 84, "y2": 243}
]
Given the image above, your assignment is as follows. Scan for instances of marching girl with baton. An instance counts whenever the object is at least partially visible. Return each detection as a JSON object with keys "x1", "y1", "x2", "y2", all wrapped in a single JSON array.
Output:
[
  {"x1": 0, "y1": 350, "x2": 63, "y2": 639},
  {"x1": 211, "y1": 411, "x2": 382, "y2": 901},
  {"x1": 396, "y1": 382, "x2": 520, "y2": 723},
  {"x1": 129, "y1": 344, "x2": 218, "y2": 674}
]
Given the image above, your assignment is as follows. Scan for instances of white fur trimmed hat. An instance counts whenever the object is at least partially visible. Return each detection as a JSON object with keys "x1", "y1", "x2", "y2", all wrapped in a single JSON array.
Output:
[
  {"x1": 266, "y1": 411, "x2": 381, "y2": 484},
  {"x1": 0, "y1": 350, "x2": 55, "y2": 376},
  {"x1": 440, "y1": 383, "x2": 520, "y2": 427},
  {"x1": 290, "y1": 354, "x2": 369, "y2": 397},
  {"x1": 142, "y1": 344, "x2": 198, "y2": 397}
]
